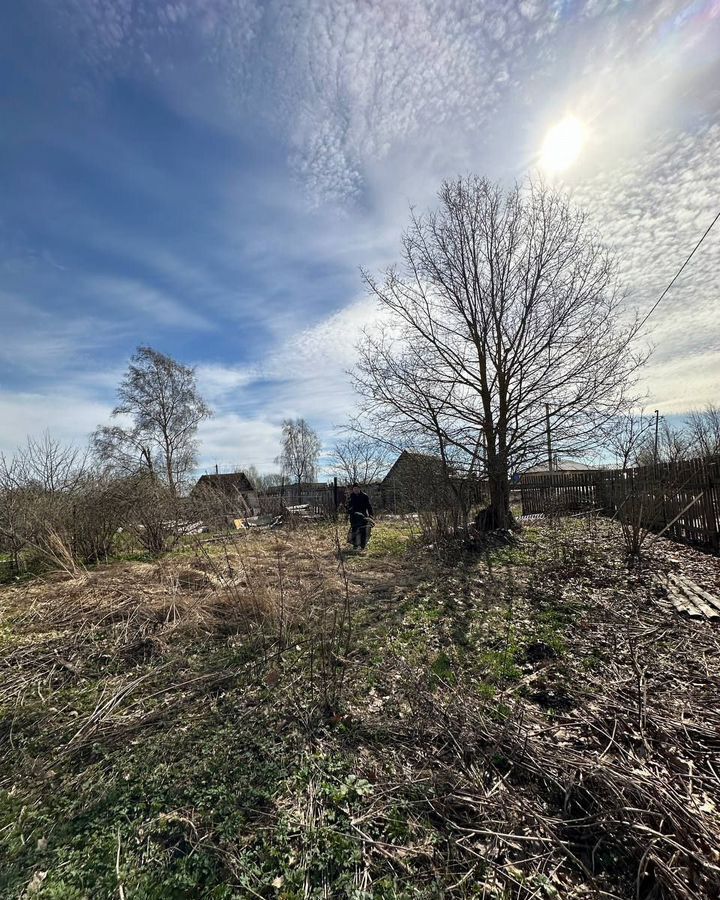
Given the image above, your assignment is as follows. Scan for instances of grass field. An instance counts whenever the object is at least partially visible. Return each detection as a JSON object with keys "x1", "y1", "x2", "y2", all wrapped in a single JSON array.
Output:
[{"x1": 1, "y1": 518, "x2": 719, "y2": 899}]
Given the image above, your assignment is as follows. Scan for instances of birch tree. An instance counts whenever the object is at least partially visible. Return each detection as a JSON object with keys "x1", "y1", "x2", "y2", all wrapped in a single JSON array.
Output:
[
  {"x1": 277, "y1": 418, "x2": 322, "y2": 497},
  {"x1": 93, "y1": 346, "x2": 211, "y2": 496}
]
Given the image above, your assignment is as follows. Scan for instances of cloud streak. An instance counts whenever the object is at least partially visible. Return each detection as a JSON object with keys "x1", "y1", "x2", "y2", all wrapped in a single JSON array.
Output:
[{"x1": 1, "y1": 0, "x2": 718, "y2": 470}]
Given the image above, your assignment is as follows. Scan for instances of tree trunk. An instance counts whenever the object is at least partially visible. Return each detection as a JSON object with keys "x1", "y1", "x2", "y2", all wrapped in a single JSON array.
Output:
[
  {"x1": 477, "y1": 453, "x2": 514, "y2": 532},
  {"x1": 165, "y1": 450, "x2": 176, "y2": 497}
]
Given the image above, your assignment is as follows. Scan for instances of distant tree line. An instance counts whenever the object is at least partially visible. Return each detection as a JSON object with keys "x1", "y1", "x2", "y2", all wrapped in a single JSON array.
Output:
[{"x1": 605, "y1": 404, "x2": 720, "y2": 471}]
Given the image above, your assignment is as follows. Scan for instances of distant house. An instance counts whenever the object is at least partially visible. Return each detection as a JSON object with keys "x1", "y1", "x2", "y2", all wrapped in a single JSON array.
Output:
[
  {"x1": 381, "y1": 451, "x2": 445, "y2": 499},
  {"x1": 380, "y1": 450, "x2": 484, "y2": 512},
  {"x1": 191, "y1": 473, "x2": 258, "y2": 515},
  {"x1": 523, "y1": 459, "x2": 595, "y2": 475}
]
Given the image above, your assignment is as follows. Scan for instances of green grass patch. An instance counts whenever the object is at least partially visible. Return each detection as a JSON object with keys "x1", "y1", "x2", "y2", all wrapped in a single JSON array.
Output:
[{"x1": 366, "y1": 522, "x2": 415, "y2": 559}]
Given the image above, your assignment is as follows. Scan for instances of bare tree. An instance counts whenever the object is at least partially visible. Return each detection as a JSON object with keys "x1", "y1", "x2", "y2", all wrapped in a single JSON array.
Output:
[
  {"x1": 328, "y1": 435, "x2": 391, "y2": 485},
  {"x1": 356, "y1": 176, "x2": 645, "y2": 530},
  {"x1": 636, "y1": 419, "x2": 690, "y2": 467},
  {"x1": 277, "y1": 419, "x2": 322, "y2": 499},
  {"x1": 242, "y1": 465, "x2": 285, "y2": 491},
  {"x1": 603, "y1": 409, "x2": 656, "y2": 472},
  {"x1": 93, "y1": 346, "x2": 211, "y2": 496},
  {"x1": 685, "y1": 403, "x2": 720, "y2": 460},
  {"x1": 21, "y1": 432, "x2": 88, "y2": 492}
]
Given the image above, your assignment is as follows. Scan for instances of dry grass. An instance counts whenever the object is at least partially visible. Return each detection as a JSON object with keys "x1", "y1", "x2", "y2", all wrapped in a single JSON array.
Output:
[{"x1": 2, "y1": 517, "x2": 719, "y2": 899}]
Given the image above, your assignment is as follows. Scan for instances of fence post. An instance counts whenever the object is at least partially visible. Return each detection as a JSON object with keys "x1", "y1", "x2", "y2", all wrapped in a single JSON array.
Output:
[{"x1": 706, "y1": 468, "x2": 719, "y2": 551}]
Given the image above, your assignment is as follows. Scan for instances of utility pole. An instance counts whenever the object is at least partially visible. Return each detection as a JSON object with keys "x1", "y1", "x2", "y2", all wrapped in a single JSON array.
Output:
[
  {"x1": 654, "y1": 410, "x2": 660, "y2": 469},
  {"x1": 545, "y1": 404, "x2": 553, "y2": 472},
  {"x1": 546, "y1": 403, "x2": 554, "y2": 517}
]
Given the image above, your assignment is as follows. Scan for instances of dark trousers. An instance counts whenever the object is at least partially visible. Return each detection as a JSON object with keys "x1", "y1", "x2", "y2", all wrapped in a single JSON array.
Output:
[
  {"x1": 351, "y1": 523, "x2": 369, "y2": 549},
  {"x1": 350, "y1": 513, "x2": 370, "y2": 549}
]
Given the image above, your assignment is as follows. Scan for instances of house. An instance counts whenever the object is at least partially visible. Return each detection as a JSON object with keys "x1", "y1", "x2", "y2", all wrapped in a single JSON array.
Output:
[
  {"x1": 381, "y1": 451, "x2": 445, "y2": 501},
  {"x1": 191, "y1": 472, "x2": 259, "y2": 516},
  {"x1": 380, "y1": 450, "x2": 484, "y2": 512},
  {"x1": 523, "y1": 459, "x2": 595, "y2": 475}
]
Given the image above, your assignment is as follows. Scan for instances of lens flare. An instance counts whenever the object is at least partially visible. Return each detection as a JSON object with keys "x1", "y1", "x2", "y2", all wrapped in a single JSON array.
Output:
[{"x1": 540, "y1": 116, "x2": 585, "y2": 172}]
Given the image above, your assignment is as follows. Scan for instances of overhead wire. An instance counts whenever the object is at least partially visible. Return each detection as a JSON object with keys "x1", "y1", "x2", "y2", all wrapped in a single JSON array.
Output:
[{"x1": 637, "y1": 210, "x2": 720, "y2": 331}]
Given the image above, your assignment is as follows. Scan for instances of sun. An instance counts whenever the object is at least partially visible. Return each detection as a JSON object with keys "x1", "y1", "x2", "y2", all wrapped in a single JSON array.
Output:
[{"x1": 540, "y1": 116, "x2": 585, "y2": 173}]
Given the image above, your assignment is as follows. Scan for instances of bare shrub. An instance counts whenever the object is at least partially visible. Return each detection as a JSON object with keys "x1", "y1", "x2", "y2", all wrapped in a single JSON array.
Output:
[
  {"x1": 0, "y1": 435, "x2": 134, "y2": 573},
  {"x1": 122, "y1": 474, "x2": 192, "y2": 556},
  {"x1": 613, "y1": 465, "x2": 707, "y2": 557}
]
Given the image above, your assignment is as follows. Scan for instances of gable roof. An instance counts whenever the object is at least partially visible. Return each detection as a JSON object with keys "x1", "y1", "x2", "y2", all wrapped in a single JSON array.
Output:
[
  {"x1": 193, "y1": 472, "x2": 255, "y2": 495},
  {"x1": 381, "y1": 451, "x2": 445, "y2": 485},
  {"x1": 524, "y1": 459, "x2": 595, "y2": 474}
]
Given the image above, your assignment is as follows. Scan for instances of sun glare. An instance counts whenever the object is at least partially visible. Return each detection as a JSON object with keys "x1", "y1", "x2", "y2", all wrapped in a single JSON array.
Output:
[{"x1": 540, "y1": 116, "x2": 585, "y2": 173}]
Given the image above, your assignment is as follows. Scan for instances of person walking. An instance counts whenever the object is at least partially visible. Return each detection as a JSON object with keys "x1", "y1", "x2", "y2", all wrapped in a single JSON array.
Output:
[{"x1": 347, "y1": 482, "x2": 373, "y2": 551}]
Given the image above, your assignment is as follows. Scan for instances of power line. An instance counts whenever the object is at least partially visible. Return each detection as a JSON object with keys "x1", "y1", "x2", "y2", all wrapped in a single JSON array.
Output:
[{"x1": 637, "y1": 210, "x2": 720, "y2": 331}]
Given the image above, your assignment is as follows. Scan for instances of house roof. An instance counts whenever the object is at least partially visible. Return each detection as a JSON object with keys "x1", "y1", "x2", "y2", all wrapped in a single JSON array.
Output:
[
  {"x1": 524, "y1": 459, "x2": 595, "y2": 474},
  {"x1": 193, "y1": 472, "x2": 255, "y2": 494},
  {"x1": 381, "y1": 450, "x2": 445, "y2": 485}
]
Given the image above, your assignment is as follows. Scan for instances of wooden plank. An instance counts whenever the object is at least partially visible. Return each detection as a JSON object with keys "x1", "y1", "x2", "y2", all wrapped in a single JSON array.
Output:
[
  {"x1": 670, "y1": 573, "x2": 720, "y2": 616},
  {"x1": 666, "y1": 590, "x2": 702, "y2": 618}
]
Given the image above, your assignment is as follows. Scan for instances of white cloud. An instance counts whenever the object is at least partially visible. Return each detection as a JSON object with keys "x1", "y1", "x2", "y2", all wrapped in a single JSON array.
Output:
[
  {"x1": 0, "y1": 292, "x2": 121, "y2": 376},
  {"x1": 266, "y1": 0, "x2": 558, "y2": 203},
  {"x1": 47, "y1": 0, "x2": 262, "y2": 84},
  {"x1": 195, "y1": 362, "x2": 258, "y2": 405},
  {"x1": 643, "y1": 349, "x2": 720, "y2": 415},
  {"x1": 569, "y1": 119, "x2": 720, "y2": 410},
  {"x1": 196, "y1": 412, "x2": 281, "y2": 473},
  {"x1": 263, "y1": 297, "x2": 385, "y2": 378},
  {"x1": 188, "y1": 297, "x2": 386, "y2": 469},
  {"x1": 0, "y1": 388, "x2": 111, "y2": 453}
]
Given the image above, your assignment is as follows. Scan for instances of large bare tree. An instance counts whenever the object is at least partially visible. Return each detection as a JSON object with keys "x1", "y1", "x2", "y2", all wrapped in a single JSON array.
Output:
[
  {"x1": 93, "y1": 346, "x2": 211, "y2": 496},
  {"x1": 355, "y1": 177, "x2": 645, "y2": 529}
]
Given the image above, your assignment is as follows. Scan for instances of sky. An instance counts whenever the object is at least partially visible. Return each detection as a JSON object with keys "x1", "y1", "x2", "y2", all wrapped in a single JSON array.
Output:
[{"x1": 1, "y1": 0, "x2": 719, "y2": 474}]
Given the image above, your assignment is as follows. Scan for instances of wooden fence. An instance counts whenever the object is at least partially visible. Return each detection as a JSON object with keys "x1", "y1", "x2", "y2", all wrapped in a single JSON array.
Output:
[
  {"x1": 259, "y1": 483, "x2": 342, "y2": 517},
  {"x1": 520, "y1": 457, "x2": 720, "y2": 551}
]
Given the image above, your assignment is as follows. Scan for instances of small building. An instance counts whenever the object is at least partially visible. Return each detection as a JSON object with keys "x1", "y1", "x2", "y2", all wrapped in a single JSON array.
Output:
[
  {"x1": 523, "y1": 459, "x2": 595, "y2": 476},
  {"x1": 380, "y1": 450, "x2": 484, "y2": 513},
  {"x1": 191, "y1": 472, "x2": 258, "y2": 516}
]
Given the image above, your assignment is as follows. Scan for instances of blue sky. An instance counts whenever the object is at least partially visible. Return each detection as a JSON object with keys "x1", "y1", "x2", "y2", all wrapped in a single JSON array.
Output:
[{"x1": 1, "y1": 0, "x2": 719, "y2": 472}]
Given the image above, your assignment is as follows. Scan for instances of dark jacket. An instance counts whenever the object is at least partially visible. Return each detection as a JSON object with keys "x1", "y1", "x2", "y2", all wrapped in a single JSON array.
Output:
[{"x1": 347, "y1": 490, "x2": 373, "y2": 522}]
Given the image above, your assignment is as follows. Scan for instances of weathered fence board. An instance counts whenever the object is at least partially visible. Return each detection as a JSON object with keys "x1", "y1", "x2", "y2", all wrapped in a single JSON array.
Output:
[{"x1": 520, "y1": 457, "x2": 720, "y2": 551}]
